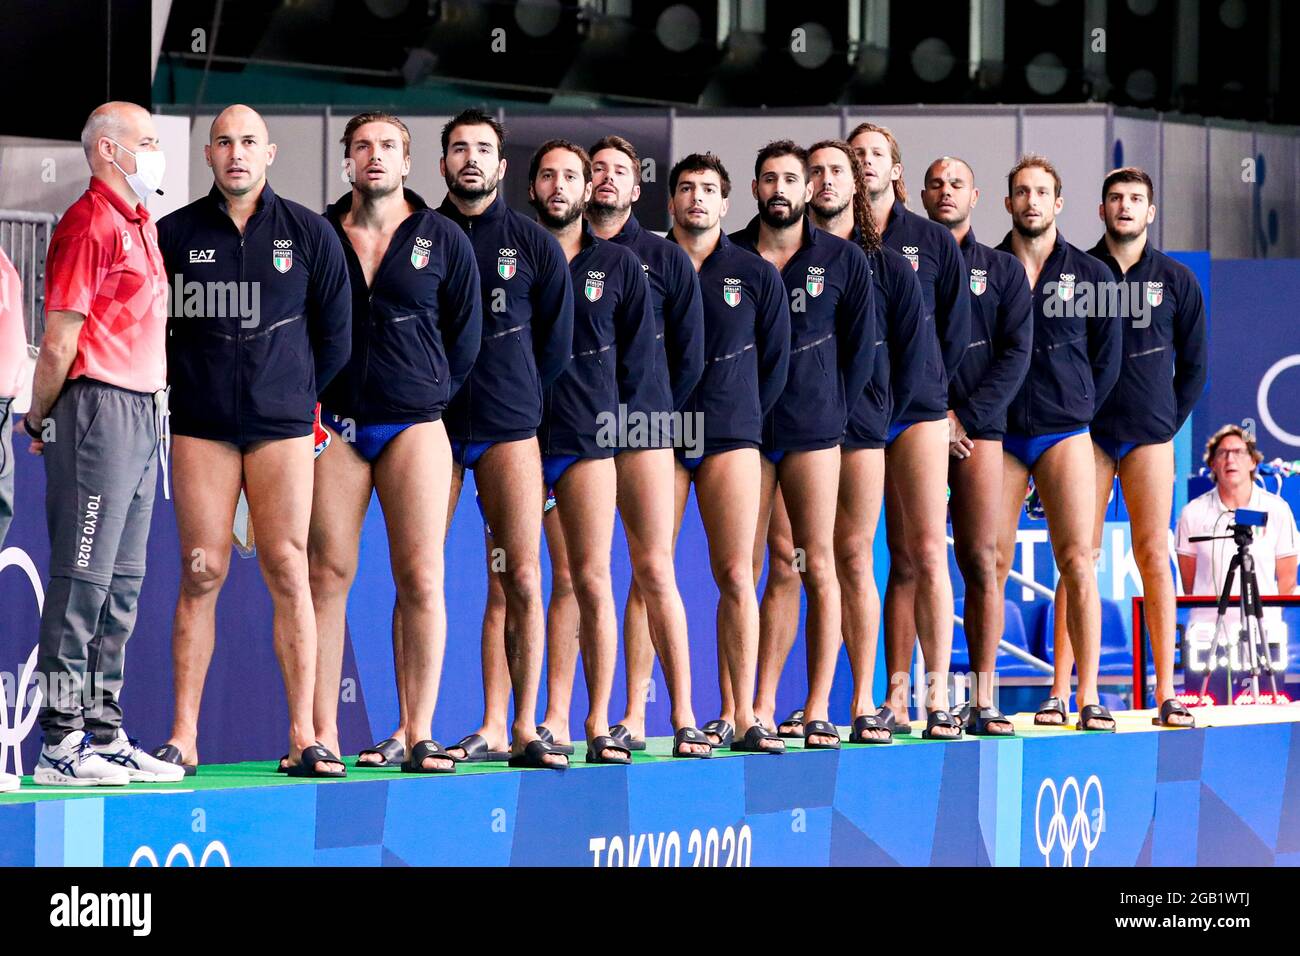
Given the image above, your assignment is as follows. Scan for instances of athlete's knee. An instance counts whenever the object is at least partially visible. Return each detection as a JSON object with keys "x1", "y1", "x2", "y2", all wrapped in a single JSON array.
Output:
[
  {"x1": 307, "y1": 547, "x2": 356, "y2": 598},
  {"x1": 836, "y1": 543, "x2": 874, "y2": 589},
  {"x1": 570, "y1": 561, "x2": 613, "y2": 610},
  {"x1": 500, "y1": 559, "x2": 542, "y2": 605},
  {"x1": 797, "y1": 546, "x2": 837, "y2": 594},
  {"x1": 765, "y1": 546, "x2": 802, "y2": 590},
  {"x1": 259, "y1": 544, "x2": 310, "y2": 601},
  {"x1": 713, "y1": 560, "x2": 754, "y2": 600},
  {"x1": 630, "y1": 552, "x2": 675, "y2": 602},
  {"x1": 1131, "y1": 536, "x2": 1172, "y2": 575},
  {"x1": 393, "y1": 566, "x2": 442, "y2": 612},
  {"x1": 548, "y1": 567, "x2": 575, "y2": 603},
  {"x1": 957, "y1": 542, "x2": 1000, "y2": 593},
  {"x1": 1056, "y1": 545, "x2": 1096, "y2": 583},
  {"x1": 179, "y1": 547, "x2": 230, "y2": 599},
  {"x1": 888, "y1": 547, "x2": 920, "y2": 584}
]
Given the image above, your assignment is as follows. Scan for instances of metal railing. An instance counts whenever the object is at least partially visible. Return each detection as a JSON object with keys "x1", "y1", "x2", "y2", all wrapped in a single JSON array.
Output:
[{"x1": 0, "y1": 210, "x2": 58, "y2": 346}]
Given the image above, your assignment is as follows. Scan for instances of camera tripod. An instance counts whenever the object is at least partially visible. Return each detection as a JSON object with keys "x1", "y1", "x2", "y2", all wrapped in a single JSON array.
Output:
[{"x1": 1188, "y1": 522, "x2": 1280, "y2": 703}]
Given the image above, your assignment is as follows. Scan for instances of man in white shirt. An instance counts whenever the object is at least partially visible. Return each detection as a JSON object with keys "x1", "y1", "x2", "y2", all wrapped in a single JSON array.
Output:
[
  {"x1": 1175, "y1": 425, "x2": 1298, "y2": 688},
  {"x1": 1176, "y1": 425, "x2": 1298, "y2": 597}
]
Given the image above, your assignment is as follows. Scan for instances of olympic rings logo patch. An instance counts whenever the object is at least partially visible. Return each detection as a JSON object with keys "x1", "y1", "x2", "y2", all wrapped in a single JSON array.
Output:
[
  {"x1": 130, "y1": 841, "x2": 231, "y2": 867},
  {"x1": 1035, "y1": 774, "x2": 1104, "y2": 867}
]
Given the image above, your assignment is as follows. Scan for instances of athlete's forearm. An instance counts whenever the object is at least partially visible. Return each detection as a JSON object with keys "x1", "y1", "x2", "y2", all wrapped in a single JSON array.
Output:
[{"x1": 27, "y1": 311, "x2": 83, "y2": 424}]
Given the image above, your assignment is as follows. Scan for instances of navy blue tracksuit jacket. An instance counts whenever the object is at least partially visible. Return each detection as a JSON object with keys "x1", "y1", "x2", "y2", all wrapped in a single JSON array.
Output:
[
  {"x1": 540, "y1": 225, "x2": 658, "y2": 458},
  {"x1": 948, "y1": 228, "x2": 1033, "y2": 440},
  {"x1": 845, "y1": 242, "x2": 934, "y2": 448},
  {"x1": 995, "y1": 230, "x2": 1122, "y2": 435},
  {"x1": 606, "y1": 213, "x2": 705, "y2": 418},
  {"x1": 437, "y1": 193, "x2": 573, "y2": 442},
  {"x1": 881, "y1": 198, "x2": 971, "y2": 423},
  {"x1": 322, "y1": 189, "x2": 481, "y2": 425},
  {"x1": 730, "y1": 215, "x2": 876, "y2": 451},
  {"x1": 1087, "y1": 238, "x2": 1207, "y2": 444},
  {"x1": 158, "y1": 182, "x2": 352, "y2": 445},
  {"x1": 668, "y1": 229, "x2": 790, "y2": 455}
]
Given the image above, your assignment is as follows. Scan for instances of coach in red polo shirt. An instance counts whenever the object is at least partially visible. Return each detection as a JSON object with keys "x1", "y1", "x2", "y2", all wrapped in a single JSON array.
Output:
[{"x1": 22, "y1": 102, "x2": 183, "y2": 787}]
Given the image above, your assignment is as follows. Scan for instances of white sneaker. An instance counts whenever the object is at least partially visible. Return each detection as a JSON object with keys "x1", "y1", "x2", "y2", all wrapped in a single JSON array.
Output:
[
  {"x1": 0, "y1": 771, "x2": 18, "y2": 793},
  {"x1": 34, "y1": 731, "x2": 130, "y2": 787},
  {"x1": 92, "y1": 729, "x2": 187, "y2": 782}
]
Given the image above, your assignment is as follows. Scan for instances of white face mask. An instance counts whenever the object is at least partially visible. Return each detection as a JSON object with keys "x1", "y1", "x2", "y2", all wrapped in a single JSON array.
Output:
[{"x1": 110, "y1": 140, "x2": 166, "y2": 203}]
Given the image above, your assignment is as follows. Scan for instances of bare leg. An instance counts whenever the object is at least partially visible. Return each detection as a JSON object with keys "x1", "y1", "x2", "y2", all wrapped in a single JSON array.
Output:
[
  {"x1": 243, "y1": 435, "x2": 342, "y2": 772},
  {"x1": 694, "y1": 448, "x2": 777, "y2": 748},
  {"x1": 748, "y1": 456, "x2": 780, "y2": 728},
  {"x1": 839, "y1": 447, "x2": 887, "y2": 739},
  {"x1": 948, "y1": 439, "x2": 1012, "y2": 731},
  {"x1": 776, "y1": 448, "x2": 843, "y2": 745},
  {"x1": 613, "y1": 448, "x2": 700, "y2": 752},
  {"x1": 553, "y1": 459, "x2": 622, "y2": 759},
  {"x1": 471, "y1": 439, "x2": 562, "y2": 764},
  {"x1": 1050, "y1": 441, "x2": 1114, "y2": 701},
  {"x1": 307, "y1": 429, "x2": 373, "y2": 759},
  {"x1": 754, "y1": 487, "x2": 801, "y2": 732},
  {"x1": 374, "y1": 421, "x2": 454, "y2": 769},
  {"x1": 882, "y1": 454, "x2": 918, "y2": 724},
  {"x1": 386, "y1": 464, "x2": 463, "y2": 747},
  {"x1": 1120, "y1": 443, "x2": 1186, "y2": 721},
  {"x1": 997, "y1": 452, "x2": 1057, "y2": 722},
  {"x1": 885, "y1": 420, "x2": 957, "y2": 733},
  {"x1": 162, "y1": 436, "x2": 242, "y2": 767},
  {"x1": 539, "y1": 506, "x2": 579, "y2": 743},
  {"x1": 1034, "y1": 434, "x2": 1111, "y2": 729}
]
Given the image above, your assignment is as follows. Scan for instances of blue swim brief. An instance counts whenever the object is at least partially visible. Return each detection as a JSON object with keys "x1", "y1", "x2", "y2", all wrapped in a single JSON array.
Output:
[
  {"x1": 1003, "y1": 427, "x2": 1090, "y2": 471},
  {"x1": 324, "y1": 412, "x2": 413, "y2": 464},
  {"x1": 1092, "y1": 434, "x2": 1139, "y2": 464}
]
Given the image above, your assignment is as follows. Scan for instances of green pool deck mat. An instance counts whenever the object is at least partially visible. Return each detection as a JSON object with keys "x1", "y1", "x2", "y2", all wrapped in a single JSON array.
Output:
[{"x1": 0, "y1": 719, "x2": 1103, "y2": 806}]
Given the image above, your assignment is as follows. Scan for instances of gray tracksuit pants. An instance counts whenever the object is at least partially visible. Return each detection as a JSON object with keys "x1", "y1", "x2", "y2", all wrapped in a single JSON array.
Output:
[
  {"x1": 0, "y1": 397, "x2": 13, "y2": 547},
  {"x1": 37, "y1": 378, "x2": 159, "y2": 745}
]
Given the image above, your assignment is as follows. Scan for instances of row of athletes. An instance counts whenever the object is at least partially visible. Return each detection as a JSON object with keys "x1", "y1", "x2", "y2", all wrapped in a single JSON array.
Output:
[{"x1": 13, "y1": 99, "x2": 1204, "y2": 787}]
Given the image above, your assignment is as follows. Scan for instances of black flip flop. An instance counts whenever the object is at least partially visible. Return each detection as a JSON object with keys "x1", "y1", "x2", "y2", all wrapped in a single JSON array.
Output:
[
  {"x1": 701, "y1": 719, "x2": 734, "y2": 749},
  {"x1": 1034, "y1": 696, "x2": 1069, "y2": 726},
  {"x1": 777, "y1": 709, "x2": 806, "y2": 739},
  {"x1": 535, "y1": 725, "x2": 575, "y2": 755},
  {"x1": 585, "y1": 735, "x2": 633, "y2": 765},
  {"x1": 1152, "y1": 699, "x2": 1196, "y2": 728},
  {"x1": 401, "y1": 740, "x2": 457, "y2": 774},
  {"x1": 609, "y1": 723, "x2": 647, "y2": 752},
  {"x1": 276, "y1": 753, "x2": 291, "y2": 774},
  {"x1": 1076, "y1": 703, "x2": 1117, "y2": 732},
  {"x1": 286, "y1": 744, "x2": 347, "y2": 778},
  {"x1": 922, "y1": 710, "x2": 964, "y2": 740},
  {"x1": 356, "y1": 737, "x2": 405, "y2": 768},
  {"x1": 507, "y1": 739, "x2": 568, "y2": 770},
  {"x1": 802, "y1": 719, "x2": 841, "y2": 750},
  {"x1": 848, "y1": 713, "x2": 893, "y2": 744},
  {"x1": 670, "y1": 726, "x2": 712, "y2": 758},
  {"x1": 150, "y1": 744, "x2": 197, "y2": 776},
  {"x1": 876, "y1": 705, "x2": 912, "y2": 737},
  {"x1": 730, "y1": 723, "x2": 785, "y2": 754},
  {"x1": 967, "y1": 706, "x2": 1016, "y2": 737},
  {"x1": 448, "y1": 733, "x2": 511, "y2": 763}
]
